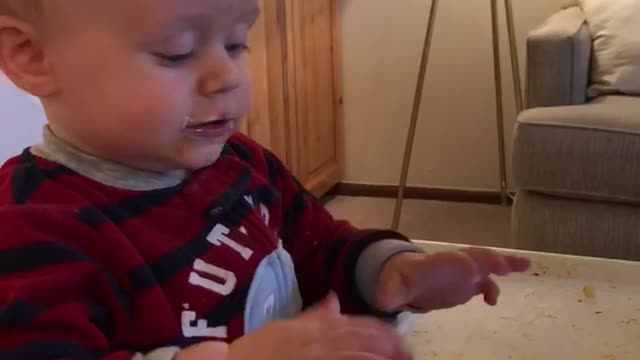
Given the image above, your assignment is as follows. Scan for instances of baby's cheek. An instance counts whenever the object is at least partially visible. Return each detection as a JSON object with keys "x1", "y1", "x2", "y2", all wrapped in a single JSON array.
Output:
[
  {"x1": 124, "y1": 66, "x2": 193, "y2": 111},
  {"x1": 131, "y1": 84, "x2": 190, "y2": 125}
]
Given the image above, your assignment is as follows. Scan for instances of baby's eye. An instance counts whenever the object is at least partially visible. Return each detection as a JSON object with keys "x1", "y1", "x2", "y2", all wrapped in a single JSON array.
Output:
[
  {"x1": 226, "y1": 43, "x2": 250, "y2": 56},
  {"x1": 153, "y1": 51, "x2": 194, "y2": 66}
]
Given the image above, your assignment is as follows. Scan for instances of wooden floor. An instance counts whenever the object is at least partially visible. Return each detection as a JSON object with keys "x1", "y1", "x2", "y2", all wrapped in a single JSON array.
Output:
[{"x1": 324, "y1": 196, "x2": 513, "y2": 249}]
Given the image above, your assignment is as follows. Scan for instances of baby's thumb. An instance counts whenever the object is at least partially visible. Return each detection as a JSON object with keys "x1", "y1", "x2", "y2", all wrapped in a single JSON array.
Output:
[
  {"x1": 376, "y1": 274, "x2": 412, "y2": 312},
  {"x1": 300, "y1": 292, "x2": 342, "y2": 319}
]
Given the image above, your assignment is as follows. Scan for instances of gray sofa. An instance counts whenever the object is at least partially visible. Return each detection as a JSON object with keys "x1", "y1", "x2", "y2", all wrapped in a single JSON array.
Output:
[{"x1": 512, "y1": 6, "x2": 640, "y2": 261}]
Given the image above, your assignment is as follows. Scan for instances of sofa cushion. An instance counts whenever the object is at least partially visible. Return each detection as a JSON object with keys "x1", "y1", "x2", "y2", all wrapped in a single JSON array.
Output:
[
  {"x1": 579, "y1": 0, "x2": 640, "y2": 97},
  {"x1": 513, "y1": 96, "x2": 640, "y2": 203},
  {"x1": 526, "y1": 6, "x2": 591, "y2": 107},
  {"x1": 513, "y1": 191, "x2": 640, "y2": 261}
]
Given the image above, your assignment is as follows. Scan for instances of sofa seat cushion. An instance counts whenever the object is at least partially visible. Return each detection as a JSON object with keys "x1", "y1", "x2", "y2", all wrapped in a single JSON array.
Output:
[
  {"x1": 513, "y1": 96, "x2": 640, "y2": 204},
  {"x1": 513, "y1": 191, "x2": 640, "y2": 261}
]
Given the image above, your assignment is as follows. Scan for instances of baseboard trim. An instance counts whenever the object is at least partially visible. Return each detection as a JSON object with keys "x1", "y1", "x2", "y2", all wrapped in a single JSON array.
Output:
[{"x1": 330, "y1": 183, "x2": 513, "y2": 205}]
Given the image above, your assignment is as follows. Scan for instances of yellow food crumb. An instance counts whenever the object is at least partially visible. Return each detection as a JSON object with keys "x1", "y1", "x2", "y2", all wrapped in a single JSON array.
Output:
[{"x1": 583, "y1": 285, "x2": 596, "y2": 299}]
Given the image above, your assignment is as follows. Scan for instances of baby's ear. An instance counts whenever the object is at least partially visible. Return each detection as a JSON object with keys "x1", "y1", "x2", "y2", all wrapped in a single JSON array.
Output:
[{"x1": 0, "y1": 15, "x2": 56, "y2": 97}]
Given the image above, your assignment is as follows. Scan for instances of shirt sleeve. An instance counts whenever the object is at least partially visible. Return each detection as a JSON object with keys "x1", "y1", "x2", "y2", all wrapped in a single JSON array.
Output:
[
  {"x1": 0, "y1": 207, "x2": 136, "y2": 360},
  {"x1": 355, "y1": 239, "x2": 424, "y2": 309}
]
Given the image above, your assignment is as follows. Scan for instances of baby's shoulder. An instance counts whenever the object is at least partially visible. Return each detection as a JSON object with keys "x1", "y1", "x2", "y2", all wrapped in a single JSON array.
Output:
[
  {"x1": 0, "y1": 191, "x2": 116, "y2": 293},
  {"x1": 0, "y1": 149, "x2": 100, "y2": 224},
  {"x1": 0, "y1": 183, "x2": 105, "y2": 262}
]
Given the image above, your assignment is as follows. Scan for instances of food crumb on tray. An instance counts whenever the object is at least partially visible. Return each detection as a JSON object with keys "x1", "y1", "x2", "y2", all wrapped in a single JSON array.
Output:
[{"x1": 583, "y1": 285, "x2": 596, "y2": 299}]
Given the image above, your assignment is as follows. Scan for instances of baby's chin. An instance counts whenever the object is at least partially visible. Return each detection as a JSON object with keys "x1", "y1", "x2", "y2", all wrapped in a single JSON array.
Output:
[
  {"x1": 130, "y1": 139, "x2": 229, "y2": 173},
  {"x1": 177, "y1": 142, "x2": 227, "y2": 171}
]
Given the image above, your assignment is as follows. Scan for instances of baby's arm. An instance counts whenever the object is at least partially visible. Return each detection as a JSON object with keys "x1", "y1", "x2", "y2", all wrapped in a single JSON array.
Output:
[
  {"x1": 227, "y1": 134, "x2": 419, "y2": 316},
  {"x1": 277, "y1": 173, "x2": 416, "y2": 316},
  {"x1": 0, "y1": 207, "x2": 226, "y2": 360},
  {"x1": 0, "y1": 208, "x2": 130, "y2": 359}
]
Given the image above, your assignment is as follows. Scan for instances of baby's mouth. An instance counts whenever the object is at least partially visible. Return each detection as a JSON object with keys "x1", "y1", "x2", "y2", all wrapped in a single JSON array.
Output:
[
  {"x1": 183, "y1": 117, "x2": 236, "y2": 140},
  {"x1": 187, "y1": 118, "x2": 231, "y2": 129}
]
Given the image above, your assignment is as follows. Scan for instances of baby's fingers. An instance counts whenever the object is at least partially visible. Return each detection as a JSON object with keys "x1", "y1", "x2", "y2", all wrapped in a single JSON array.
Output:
[
  {"x1": 504, "y1": 255, "x2": 531, "y2": 272},
  {"x1": 462, "y1": 248, "x2": 510, "y2": 277},
  {"x1": 463, "y1": 248, "x2": 530, "y2": 277},
  {"x1": 478, "y1": 277, "x2": 500, "y2": 306},
  {"x1": 333, "y1": 317, "x2": 411, "y2": 360},
  {"x1": 338, "y1": 353, "x2": 411, "y2": 360}
]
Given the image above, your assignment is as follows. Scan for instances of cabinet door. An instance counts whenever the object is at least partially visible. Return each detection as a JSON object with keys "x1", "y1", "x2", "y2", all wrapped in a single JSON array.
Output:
[
  {"x1": 285, "y1": 0, "x2": 344, "y2": 196},
  {"x1": 244, "y1": 0, "x2": 289, "y2": 164}
]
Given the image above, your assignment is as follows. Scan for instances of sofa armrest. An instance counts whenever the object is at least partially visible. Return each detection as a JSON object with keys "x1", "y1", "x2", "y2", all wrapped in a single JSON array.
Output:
[{"x1": 526, "y1": 7, "x2": 591, "y2": 108}]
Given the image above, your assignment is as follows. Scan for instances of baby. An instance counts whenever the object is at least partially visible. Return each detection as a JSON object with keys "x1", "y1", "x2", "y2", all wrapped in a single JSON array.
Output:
[{"x1": 0, "y1": 1, "x2": 530, "y2": 359}]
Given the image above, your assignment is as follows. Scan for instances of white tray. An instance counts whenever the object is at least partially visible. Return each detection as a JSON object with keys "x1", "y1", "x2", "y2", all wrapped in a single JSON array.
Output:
[{"x1": 404, "y1": 241, "x2": 640, "y2": 360}]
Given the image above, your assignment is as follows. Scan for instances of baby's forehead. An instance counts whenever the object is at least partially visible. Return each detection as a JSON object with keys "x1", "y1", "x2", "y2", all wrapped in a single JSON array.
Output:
[
  {"x1": 47, "y1": 0, "x2": 259, "y2": 28},
  {"x1": 145, "y1": 0, "x2": 262, "y2": 23},
  {"x1": 0, "y1": 0, "x2": 41, "y2": 19}
]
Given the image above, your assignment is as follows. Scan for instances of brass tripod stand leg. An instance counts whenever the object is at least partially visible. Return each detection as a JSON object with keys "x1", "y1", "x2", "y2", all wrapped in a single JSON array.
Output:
[
  {"x1": 505, "y1": 0, "x2": 524, "y2": 114},
  {"x1": 490, "y1": 0, "x2": 509, "y2": 205},
  {"x1": 391, "y1": 0, "x2": 440, "y2": 231},
  {"x1": 392, "y1": 0, "x2": 523, "y2": 230}
]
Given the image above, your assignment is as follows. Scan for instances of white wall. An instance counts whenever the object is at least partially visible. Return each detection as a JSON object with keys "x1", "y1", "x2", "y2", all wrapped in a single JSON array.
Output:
[
  {"x1": 341, "y1": 0, "x2": 568, "y2": 190},
  {"x1": 0, "y1": 74, "x2": 46, "y2": 163}
]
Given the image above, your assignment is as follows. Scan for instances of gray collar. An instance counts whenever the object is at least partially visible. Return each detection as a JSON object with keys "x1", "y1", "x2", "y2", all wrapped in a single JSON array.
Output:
[{"x1": 30, "y1": 126, "x2": 187, "y2": 191}]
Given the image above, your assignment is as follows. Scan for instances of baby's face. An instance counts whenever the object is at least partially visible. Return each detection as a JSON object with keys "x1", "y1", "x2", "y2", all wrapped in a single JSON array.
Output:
[{"x1": 41, "y1": 0, "x2": 258, "y2": 172}]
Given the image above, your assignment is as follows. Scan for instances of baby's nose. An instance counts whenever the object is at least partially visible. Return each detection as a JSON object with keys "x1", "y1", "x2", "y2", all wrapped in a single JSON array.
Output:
[{"x1": 198, "y1": 52, "x2": 241, "y2": 96}]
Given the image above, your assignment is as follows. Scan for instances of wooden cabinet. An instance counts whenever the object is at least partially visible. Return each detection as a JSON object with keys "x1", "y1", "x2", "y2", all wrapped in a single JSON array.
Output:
[{"x1": 243, "y1": 0, "x2": 343, "y2": 197}]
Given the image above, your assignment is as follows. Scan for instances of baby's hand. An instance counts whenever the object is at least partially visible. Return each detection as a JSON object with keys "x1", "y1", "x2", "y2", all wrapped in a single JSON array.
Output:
[
  {"x1": 229, "y1": 294, "x2": 412, "y2": 360},
  {"x1": 375, "y1": 248, "x2": 531, "y2": 312},
  {"x1": 176, "y1": 341, "x2": 229, "y2": 360}
]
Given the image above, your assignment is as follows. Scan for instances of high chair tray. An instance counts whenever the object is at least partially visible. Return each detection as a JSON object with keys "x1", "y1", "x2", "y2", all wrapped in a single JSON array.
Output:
[{"x1": 405, "y1": 241, "x2": 640, "y2": 360}]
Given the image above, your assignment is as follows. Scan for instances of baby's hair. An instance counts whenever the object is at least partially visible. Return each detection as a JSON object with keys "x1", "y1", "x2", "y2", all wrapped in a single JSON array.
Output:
[{"x1": 0, "y1": 0, "x2": 41, "y2": 21}]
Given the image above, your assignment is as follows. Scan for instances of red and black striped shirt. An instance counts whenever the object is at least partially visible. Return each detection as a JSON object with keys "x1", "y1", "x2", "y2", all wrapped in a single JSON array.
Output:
[{"x1": 0, "y1": 133, "x2": 409, "y2": 359}]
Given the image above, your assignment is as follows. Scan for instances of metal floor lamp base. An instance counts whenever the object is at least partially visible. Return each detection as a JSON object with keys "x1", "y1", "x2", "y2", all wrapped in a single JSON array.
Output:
[{"x1": 392, "y1": 0, "x2": 523, "y2": 230}]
